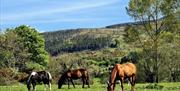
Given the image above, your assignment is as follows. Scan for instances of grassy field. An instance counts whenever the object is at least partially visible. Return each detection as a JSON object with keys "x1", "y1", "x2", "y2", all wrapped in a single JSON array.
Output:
[{"x1": 0, "y1": 79, "x2": 179, "y2": 91}]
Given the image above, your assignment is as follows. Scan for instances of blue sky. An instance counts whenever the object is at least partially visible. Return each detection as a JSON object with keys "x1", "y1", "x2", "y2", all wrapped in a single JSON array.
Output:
[{"x1": 0, "y1": 0, "x2": 132, "y2": 32}]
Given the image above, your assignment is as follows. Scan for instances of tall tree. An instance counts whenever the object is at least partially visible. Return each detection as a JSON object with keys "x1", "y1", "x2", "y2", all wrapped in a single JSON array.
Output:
[
  {"x1": 14, "y1": 25, "x2": 49, "y2": 67},
  {"x1": 0, "y1": 25, "x2": 49, "y2": 70},
  {"x1": 126, "y1": 0, "x2": 179, "y2": 83}
]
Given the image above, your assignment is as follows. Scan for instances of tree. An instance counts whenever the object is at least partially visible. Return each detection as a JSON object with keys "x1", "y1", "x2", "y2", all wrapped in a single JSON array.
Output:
[
  {"x1": 14, "y1": 25, "x2": 49, "y2": 67},
  {"x1": 159, "y1": 32, "x2": 180, "y2": 82},
  {"x1": 126, "y1": 0, "x2": 179, "y2": 83},
  {"x1": 0, "y1": 29, "x2": 27, "y2": 68},
  {"x1": 0, "y1": 25, "x2": 49, "y2": 70}
]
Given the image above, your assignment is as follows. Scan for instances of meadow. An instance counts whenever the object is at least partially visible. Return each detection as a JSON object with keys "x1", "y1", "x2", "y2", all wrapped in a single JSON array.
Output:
[{"x1": 0, "y1": 79, "x2": 179, "y2": 91}]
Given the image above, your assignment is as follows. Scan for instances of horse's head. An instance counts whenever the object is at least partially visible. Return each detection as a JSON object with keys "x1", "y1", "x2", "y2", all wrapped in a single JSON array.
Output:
[
  {"x1": 107, "y1": 81, "x2": 114, "y2": 91},
  {"x1": 58, "y1": 74, "x2": 66, "y2": 89},
  {"x1": 58, "y1": 80, "x2": 63, "y2": 89}
]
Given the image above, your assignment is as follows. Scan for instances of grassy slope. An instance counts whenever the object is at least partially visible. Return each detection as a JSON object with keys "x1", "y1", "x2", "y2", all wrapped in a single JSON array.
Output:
[{"x1": 0, "y1": 79, "x2": 179, "y2": 91}]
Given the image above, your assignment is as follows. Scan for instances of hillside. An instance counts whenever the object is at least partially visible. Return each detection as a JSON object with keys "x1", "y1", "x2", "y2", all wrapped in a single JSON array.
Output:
[
  {"x1": 106, "y1": 21, "x2": 143, "y2": 28},
  {"x1": 43, "y1": 27, "x2": 125, "y2": 56}
]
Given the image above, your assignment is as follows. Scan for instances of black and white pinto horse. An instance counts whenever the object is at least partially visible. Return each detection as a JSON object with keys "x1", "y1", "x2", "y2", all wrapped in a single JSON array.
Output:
[{"x1": 27, "y1": 71, "x2": 52, "y2": 91}]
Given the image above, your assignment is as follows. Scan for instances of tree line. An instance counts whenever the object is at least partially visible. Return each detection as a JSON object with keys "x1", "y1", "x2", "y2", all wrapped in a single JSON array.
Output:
[{"x1": 43, "y1": 29, "x2": 117, "y2": 56}]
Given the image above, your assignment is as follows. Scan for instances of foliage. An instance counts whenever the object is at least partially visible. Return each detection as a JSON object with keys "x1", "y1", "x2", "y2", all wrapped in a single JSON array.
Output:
[
  {"x1": 0, "y1": 25, "x2": 49, "y2": 71},
  {"x1": 0, "y1": 2, "x2": 179, "y2": 85},
  {"x1": 145, "y1": 83, "x2": 164, "y2": 90},
  {"x1": 14, "y1": 25, "x2": 49, "y2": 66},
  {"x1": 0, "y1": 29, "x2": 26, "y2": 69},
  {"x1": 43, "y1": 29, "x2": 122, "y2": 56},
  {"x1": 0, "y1": 68, "x2": 18, "y2": 85},
  {"x1": 126, "y1": 0, "x2": 180, "y2": 83}
]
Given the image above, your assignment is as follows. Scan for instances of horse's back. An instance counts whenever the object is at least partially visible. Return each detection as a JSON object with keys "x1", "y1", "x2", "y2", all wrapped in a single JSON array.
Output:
[
  {"x1": 77, "y1": 68, "x2": 88, "y2": 77},
  {"x1": 116, "y1": 62, "x2": 136, "y2": 77},
  {"x1": 123, "y1": 62, "x2": 136, "y2": 75},
  {"x1": 123, "y1": 62, "x2": 136, "y2": 71},
  {"x1": 66, "y1": 68, "x2": 89, "y2": 79}
]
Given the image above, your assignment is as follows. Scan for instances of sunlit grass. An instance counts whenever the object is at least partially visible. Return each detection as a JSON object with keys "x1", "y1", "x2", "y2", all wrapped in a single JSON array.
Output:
[{"x1": 0, "y1": 79, "x2": 179, "y2": 91}]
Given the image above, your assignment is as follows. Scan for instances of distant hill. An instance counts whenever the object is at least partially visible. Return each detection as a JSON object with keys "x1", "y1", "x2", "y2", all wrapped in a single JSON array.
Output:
[
  {"x1": 106, "y1": 13, "x2": 180, "y2": 28},
  {"x1": 42, "y1": 27, "x2": 125, "y2": 56},
  {"x1": 105, "y1": 21, "x2": 143, "y2": 28},
  {"x1": 42, "y1": 21, "x2": 149, "y2": 56}
]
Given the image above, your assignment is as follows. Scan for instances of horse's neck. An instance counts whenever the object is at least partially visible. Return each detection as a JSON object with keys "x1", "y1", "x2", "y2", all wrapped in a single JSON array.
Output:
[
  {"x1": 110, "y1": 67, "x2": 117, "y2": 84},
  {"x1": 61, "y1": 74, "x2": 67, "y2": 80}
]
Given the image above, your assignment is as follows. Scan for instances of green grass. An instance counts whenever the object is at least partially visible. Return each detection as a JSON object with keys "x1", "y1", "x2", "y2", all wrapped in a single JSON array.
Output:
[{"x1": 0, "y1": 79, "x2": 179, "y2": 91}]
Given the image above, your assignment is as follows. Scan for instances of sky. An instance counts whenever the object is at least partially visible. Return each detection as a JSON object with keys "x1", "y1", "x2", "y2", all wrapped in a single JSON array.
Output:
[{"x1": 0, "y1": 0, "x2": 133, "y2": 32}]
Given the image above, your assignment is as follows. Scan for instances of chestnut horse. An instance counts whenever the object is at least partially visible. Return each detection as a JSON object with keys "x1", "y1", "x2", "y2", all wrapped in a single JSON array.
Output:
[
  {"x1": 107, "y1": 62, "x2": 136, "y2": 91},
  {"x1": 58, "y1": 68, "x2": 90, "y2": 89}
]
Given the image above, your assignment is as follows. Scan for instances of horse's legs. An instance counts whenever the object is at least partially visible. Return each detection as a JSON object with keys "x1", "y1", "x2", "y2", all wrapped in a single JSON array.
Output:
[
  {"x1": 70, "y1": 78, "x2": 75, "y2": 88},
  {"x1": 67, "y1": 79, "x2": 70, "y2": 89},
  {"x1": 32, "y1": 82, "x2": 36, "y2": 91},
  {"x1": 86, "y1": 78, "x2": 90, "y2": 88},
  {"x1": 48, "y1": 82, "x2": 52, "y2": 90},
  {"x1": 129, "y1": 76, "x2": 135, "y2": 91},
  {"x1": 129, "y1": 77, "x2": 133, "y2": 85},
  {"x1": 120, "y1": 77, "x2": 124, "y2": 91},
  {"x1": 27, "y1": 82, "x2": 31, "y2": 91},
  {"x1": 82, "y1": 78, "x2": 85, "y2": 88},
  {"x1": 44, "y1": 84, "x2": 47, "y2": 91},
  {"x1": 113, "y1": 82, "x2": 116, "y2": 90},
  {"x1": 27, "y1": 83, "x2": 31, "y2": 91},
  {"x1": 131, "y1": 76, "x2": 136, "y2": 91},
  {"x1": 129, "y1": 77, "x2": 133, "y2": 91}
]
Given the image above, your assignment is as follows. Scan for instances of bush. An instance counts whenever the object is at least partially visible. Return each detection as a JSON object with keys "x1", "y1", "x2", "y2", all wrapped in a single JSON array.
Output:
[
  {"x1": 26, "y1": 62, "x2": 45, "y2": 71},
  {"x1": 99, "y1": 72, "x2": 109, "y2": 84},
  {"x1": 145, "y1": 83, "x2": 164, "y2": 90},
  {"x1": 0, "y1": 68, "x2": 17, "y2": 85}
]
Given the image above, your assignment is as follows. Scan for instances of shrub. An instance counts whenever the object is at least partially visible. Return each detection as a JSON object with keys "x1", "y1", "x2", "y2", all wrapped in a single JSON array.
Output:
[
  {"x1": 145, "y1": 83, "x2": 164, "y2": 90},
  {"x1": 0, "y1": 68, "x2": 17, "y2": 85}
]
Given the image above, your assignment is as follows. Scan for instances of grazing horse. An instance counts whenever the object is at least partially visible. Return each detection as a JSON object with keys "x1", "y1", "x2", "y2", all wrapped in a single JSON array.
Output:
[
  {"x1": 58, "y1": 68, "x2": 90, "y2": 89},
  {"x1": 107, "y1": 62, "x2": 136, "y2": 91},
  {"x1": 27, "y1": 71, "x2": 52, "y2": 91}
]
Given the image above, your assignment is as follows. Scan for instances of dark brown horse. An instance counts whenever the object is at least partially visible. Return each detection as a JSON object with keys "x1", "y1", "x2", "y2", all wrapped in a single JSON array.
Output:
[
  {"x1": 58, "y1": 68, "x2": 90, "y2": 89},
  {"x1": 107, "y1": 62, "x2": 136, "y2": 91}
]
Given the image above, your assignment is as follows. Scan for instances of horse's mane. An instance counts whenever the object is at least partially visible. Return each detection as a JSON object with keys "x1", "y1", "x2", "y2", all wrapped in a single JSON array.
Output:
[{"x1": 121, "y1": 56, "x2": 137, "y2": 64}]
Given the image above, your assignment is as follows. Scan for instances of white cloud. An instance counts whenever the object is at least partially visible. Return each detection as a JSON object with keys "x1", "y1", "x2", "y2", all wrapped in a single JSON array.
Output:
[{"x1": 1, "y1": 0, "x2": 119, "y2": 23}]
